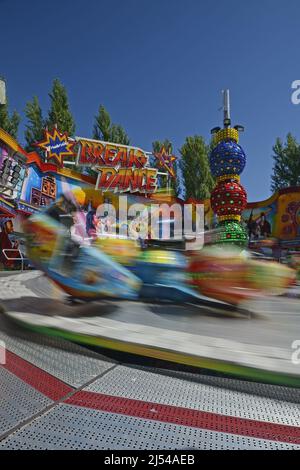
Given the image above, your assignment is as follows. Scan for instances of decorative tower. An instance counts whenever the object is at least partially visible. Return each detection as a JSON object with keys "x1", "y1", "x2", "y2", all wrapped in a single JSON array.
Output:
[{"x1": 209, "y1": 90, "x2": 248, "y2": 246}]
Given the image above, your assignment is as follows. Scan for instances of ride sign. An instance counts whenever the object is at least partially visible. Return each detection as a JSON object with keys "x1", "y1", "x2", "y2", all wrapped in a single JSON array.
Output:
[{"x1": 76, "y1": 138, "x2": 158, "y2": 193}]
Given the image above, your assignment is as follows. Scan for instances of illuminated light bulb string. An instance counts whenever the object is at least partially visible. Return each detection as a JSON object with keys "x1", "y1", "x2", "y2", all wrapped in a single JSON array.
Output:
[{"x1": 209, "y1": 91, "x2": 248, "y2": 246}]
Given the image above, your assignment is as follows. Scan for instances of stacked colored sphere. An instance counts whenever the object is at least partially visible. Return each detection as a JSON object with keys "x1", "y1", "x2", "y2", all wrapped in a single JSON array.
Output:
[
  {"x1": 216, "y1": 222, "x2": 248, "y2": 246},
  {"x1": 213, "y1": 128, "x2": 239, "y2": 145},
  {"x1": 209, "y1": 127, "x2": 248, "y2": 247},
  {"x1": 211, "y1": 181, "x2": 247, "y2": 218},
  {"x1": 209, "y1": 140, "x2": 246, "y2": 177}
]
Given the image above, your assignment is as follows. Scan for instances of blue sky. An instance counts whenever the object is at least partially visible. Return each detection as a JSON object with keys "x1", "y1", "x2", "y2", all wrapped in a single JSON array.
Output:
[{"x1": 1, "y1": 0, "x2": 300, "y2": 201}]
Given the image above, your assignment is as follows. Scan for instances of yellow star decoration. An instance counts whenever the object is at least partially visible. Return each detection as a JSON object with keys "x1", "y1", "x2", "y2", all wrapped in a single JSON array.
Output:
[
  {"x1": 36, "y1": 129, "x2": 74, "y2": 166},
  {"x1": 154, "y1": 145, "x2": 177, "y2": 178}
]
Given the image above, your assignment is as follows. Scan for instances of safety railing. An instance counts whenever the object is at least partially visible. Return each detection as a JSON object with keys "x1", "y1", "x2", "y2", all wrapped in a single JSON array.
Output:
[{"x1": 2, "y1": 249, "x2": 27, "y2": 271}]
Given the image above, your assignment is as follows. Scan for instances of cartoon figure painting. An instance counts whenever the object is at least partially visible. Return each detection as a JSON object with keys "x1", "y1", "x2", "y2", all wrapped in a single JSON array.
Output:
[{"x1": 247, "y1": 210, "x2": 272, "y2": 240}]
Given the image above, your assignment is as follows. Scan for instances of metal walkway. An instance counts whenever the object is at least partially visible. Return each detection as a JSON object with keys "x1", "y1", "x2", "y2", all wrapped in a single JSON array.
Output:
[{"x1": 0, "y1": 272, "x2": 299, "y2": 449}]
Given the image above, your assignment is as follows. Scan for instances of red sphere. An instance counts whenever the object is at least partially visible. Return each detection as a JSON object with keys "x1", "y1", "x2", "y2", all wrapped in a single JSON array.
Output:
[{"x1": 211, "y1": 181, "x2": 247, "y2": 217}]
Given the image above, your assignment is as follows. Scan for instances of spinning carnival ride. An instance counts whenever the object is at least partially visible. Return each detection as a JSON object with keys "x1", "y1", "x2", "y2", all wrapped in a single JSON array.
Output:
[{"x1": 19, "y1": 91, "x2": 295, "y2": 310}]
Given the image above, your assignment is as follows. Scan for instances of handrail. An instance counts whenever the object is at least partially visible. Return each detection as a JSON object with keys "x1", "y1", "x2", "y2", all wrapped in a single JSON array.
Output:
[{"x1": 2, "y1": 249, "x2": 27, "y2": 271}]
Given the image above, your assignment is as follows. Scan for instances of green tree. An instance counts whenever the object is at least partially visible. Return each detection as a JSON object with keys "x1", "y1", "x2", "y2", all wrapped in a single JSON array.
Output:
[
  {"x1": 0, "y1": 103, "x2": 20, "y2": 139},
  {"x1": 93, "y1": 105, "x2": 130, "y2": 144},
  {"x1": 93, "y1": 105, "x2": 110, "y2": 141},
  {"x1": 152, "y1": 139, "x2": 172, "y2": 154},
  {"x1": 179, "y1": 135, "x2": 214, "y2": 200},
  {"x1": 46, "y1": 79, "x2": 75, "y2": 135},
  {"x1": 271, "y1": 133, "x2": 300, "y2": 191},
  {"x1": 24, "y1": 96, "x2": 44, "y2": 152},
  {"x1": 110, "y1": 124, "x2": 130, "y2": 145}
]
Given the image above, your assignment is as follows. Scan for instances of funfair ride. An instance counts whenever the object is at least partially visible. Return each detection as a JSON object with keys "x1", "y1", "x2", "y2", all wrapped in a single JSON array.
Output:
[{"x1": 188, "y1": 91, "x2": 294, "y2": 305}]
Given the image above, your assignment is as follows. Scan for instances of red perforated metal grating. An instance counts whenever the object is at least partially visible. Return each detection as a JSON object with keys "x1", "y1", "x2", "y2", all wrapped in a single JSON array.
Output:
[
  {"x1": 3, "y1": 350, "x2": 73, "y2": 401},
  {"x1": 66, "y1": 391, "x2": 300, "y2": 445}
]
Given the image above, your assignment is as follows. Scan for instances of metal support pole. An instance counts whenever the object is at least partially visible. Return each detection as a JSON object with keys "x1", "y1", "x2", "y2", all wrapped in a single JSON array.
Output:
[{"x1": 223, "y1": 89, "x2": 231, "y2": 128}]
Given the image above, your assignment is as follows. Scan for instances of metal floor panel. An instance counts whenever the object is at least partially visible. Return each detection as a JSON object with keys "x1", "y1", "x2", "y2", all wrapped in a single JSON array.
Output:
[
  {"x1": 0, "y1": 368, "x2": 51, "y2": 437},
  {"x1": 132, "y1": 365, "x2": 300, "y2": 404},
  {"x1": 0, "y1": 315, "x2": 115, "y2": 388},
  {"x1": 0, "y1": 404, "x2": 298, "y2": 450},
  {"x1": 84, "y1": 366, "x2": 300, "y2": 427}
]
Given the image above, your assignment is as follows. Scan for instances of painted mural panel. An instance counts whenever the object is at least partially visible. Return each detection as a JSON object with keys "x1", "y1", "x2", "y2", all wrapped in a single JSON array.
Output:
[
  {"x1": 276, "y1": 190, "x2": 300, "y2": 241},
  {"x1": 242, "y1": 203, "x2": 276, "y2": 241},
  {"x1": 20, "y1": 165, "x2": 88, "y2": 209}
]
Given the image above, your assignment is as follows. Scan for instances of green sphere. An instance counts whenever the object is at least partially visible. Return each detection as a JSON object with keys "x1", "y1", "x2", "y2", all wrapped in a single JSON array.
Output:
[{"x1": 215, "y1": 221, "x2": 248, "y2": 247}]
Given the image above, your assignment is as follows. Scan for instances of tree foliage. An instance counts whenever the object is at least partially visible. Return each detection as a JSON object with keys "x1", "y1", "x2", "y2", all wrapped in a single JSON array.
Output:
[
  {"x1": 0, "y1": 102, "x2": 20, "y2": 139},
  {"x1": 46, "y1": 79, "x2": 75, "y2": 135},
  {"x1": 179, "y1": 135, "x2": 214, "y2": 200},
  {"x1": 271, "y1": 133, "x2": 300, "y2": 191},
  {"x1": 152, "y1": 139, "x2": 172, "y2": 154},
  {"x1": 24, "y1": 96, "x2": 44, "y2": 152},
  {"x1": 93, "y1": 105, "x2": 129, "y2": 144}
]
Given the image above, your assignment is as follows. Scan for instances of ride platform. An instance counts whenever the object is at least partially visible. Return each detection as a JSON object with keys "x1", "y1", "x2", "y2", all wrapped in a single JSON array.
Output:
[{"x1": 0, "y1": 271, "x2": 299, "y2": 449}]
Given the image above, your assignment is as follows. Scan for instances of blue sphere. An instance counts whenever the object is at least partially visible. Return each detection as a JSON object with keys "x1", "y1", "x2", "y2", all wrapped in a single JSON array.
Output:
[{"x1": 209, "y1": 140, "x2": 246, "y2": 177}]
